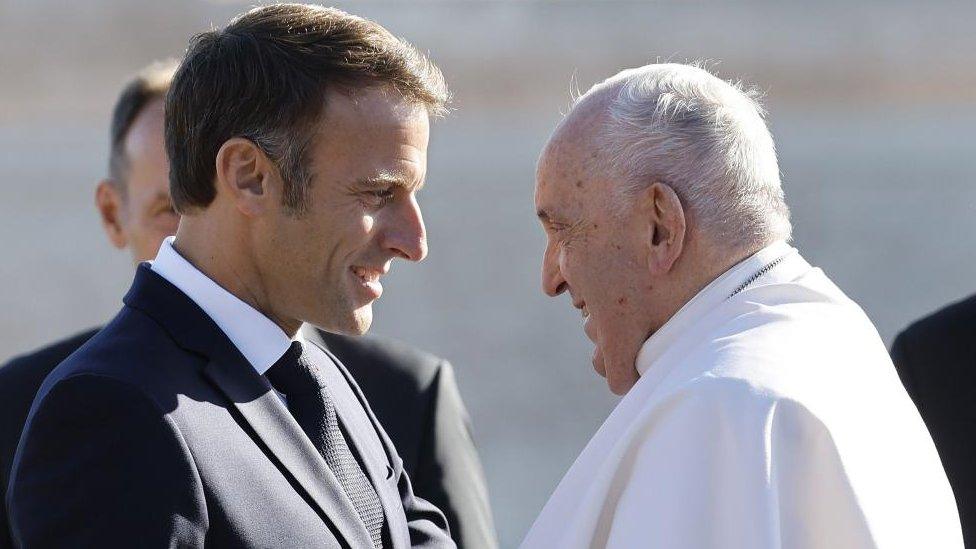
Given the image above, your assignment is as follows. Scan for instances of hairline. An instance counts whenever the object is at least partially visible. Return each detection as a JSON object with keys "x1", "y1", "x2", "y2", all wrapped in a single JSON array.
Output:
[{"x1": 112, "y1": 95, "x2": 168, "y2": 196}]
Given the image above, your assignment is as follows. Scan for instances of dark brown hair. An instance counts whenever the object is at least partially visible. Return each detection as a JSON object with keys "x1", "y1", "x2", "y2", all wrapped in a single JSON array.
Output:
[
  {"x1": 108, "y1": 60, "x2": 178, "y2": 195},
  {"x1": 165, "y1": 3, "x2": 449, "y2": 215}
]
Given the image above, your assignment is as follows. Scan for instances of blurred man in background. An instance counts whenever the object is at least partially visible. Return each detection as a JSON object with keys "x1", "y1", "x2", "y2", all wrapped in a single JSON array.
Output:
[
  {"x1": 891, "y1": 300, "x2": 976, "y2": 544},
  {"x1": 3, "y1": 5, "x2": 495, "y2": 547},
  {"x1": 523, "y1": 63, "x2": 962, "y2": 548},
  {"x1": 0, "y1": 60, "x2": 178, "y2": 549}
]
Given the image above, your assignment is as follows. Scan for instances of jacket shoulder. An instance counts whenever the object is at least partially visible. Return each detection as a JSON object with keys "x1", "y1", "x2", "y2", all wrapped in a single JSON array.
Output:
[
  {"x1": 0, "y1": 327, "x2": 100, "y2": 386},
  {"x1": 0, "y1": 327, "x2": 101, "y2": 490},
  {"x1": 894, "y1": 292, "x2": 976, "y2": 358},
  {"x1": 45, "y1": 308, "x2": 205, "y2": 412},
  {"x1": 900, "y1": 292, "x2": 976, "y2": 339},
  {"x1": 315, "y1": 331, "x2": 445, "y2": 394},
  {"x1": 0, "y1": 327, "x2": 101, "y2": 438}
]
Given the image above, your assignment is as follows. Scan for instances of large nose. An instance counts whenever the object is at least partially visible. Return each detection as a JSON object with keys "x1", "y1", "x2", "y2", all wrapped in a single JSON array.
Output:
[
  {"x1": 384, "y1": 193, "x2": 428, "y2": 262},
  {"x1": 541, "y1": 239, "x2": 567, "y2": 297}
]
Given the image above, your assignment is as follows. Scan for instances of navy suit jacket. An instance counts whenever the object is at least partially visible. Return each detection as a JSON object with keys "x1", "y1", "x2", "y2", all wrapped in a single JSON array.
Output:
[{"x1": 6, "y1": 265, "x2": 453, "y2": 548}]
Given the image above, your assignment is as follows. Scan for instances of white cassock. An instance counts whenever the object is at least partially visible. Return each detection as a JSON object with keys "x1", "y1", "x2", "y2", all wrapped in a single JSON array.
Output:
[{"x1": 522, "y1": 241, "x2": 963, "y2": 549}]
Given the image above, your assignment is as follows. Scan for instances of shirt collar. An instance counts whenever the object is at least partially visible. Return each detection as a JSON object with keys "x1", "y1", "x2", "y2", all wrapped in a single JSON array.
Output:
[
  {"x1": 634, "y1": 240, "x2": 796, "y2": 377},
  {"x1": 149, "y1": 236, "x2": 304, "y2": 375}
]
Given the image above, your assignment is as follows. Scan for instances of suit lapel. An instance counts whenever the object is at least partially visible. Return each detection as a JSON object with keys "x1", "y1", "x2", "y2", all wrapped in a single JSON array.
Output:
[
  {"x1": 124, "y1": 265, "x2": 374, "y2": 548},
  {"x1": 203, "y1": 357, "x2": 375, "y2": 548}
]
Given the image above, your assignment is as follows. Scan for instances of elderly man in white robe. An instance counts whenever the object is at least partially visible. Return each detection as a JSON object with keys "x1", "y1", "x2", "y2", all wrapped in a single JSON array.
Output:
[{"x1": 524, "y1": 63, "x2": 963, "y2": 548}]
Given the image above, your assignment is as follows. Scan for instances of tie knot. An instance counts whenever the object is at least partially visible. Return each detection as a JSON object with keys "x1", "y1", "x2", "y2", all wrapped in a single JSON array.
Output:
[{"x1": 265, "y1": 340, "x2": 323, "y2": 396}]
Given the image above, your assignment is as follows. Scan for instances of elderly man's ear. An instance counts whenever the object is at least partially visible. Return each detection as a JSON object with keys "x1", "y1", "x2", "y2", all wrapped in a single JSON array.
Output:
[
  {"x1": 216, "y1": 137, "x2": 276, "y2": 217},
  {"x1": 641, "y1": 182, "x2": 686, "y2": 275}
]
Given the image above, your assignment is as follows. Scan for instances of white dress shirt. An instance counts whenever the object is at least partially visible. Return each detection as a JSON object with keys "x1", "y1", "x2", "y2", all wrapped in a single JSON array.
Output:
[
  {"x1": 521, "y1": 241, "x2": 963, "y2": 549},
  {"x1": 150, "y1": 236, "x2": 303, "y2": 375}
]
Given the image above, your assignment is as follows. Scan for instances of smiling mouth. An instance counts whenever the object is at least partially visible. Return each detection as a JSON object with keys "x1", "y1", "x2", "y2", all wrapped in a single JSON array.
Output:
[
  {"x1": 574, "y1": 301, "x2": 590, "y2": 322},
  {"x1": 351, "y1": 266, "x2": 383, "y2": 283},
  {"x1": 350, "y1": 265, "x2": 388, "y2": 300}
]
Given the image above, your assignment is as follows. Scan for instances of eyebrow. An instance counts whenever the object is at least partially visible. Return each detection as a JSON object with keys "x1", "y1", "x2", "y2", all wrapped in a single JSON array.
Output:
[{"x1": 357, "y1": 171, "x2": 424, "y2": 192}]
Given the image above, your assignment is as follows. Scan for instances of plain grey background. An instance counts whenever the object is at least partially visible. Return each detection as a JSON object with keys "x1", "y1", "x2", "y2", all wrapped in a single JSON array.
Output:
[{"x1": 1, "y1": 1, "x2": 974, "y2": 546}]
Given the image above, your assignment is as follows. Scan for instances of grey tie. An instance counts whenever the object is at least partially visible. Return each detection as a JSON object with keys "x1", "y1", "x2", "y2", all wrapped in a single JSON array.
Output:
[{"x1": 266, "y1": 341, "x2": 385, "y2": 548}]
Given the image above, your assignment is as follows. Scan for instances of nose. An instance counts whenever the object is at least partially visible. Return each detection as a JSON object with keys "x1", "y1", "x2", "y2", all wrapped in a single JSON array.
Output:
[
  {"x1": 541, "y1": 239, "x2": 567, "y2": 297},
  {"x1": 384, "y1": 193, "x2": 427, "y2": 262}
]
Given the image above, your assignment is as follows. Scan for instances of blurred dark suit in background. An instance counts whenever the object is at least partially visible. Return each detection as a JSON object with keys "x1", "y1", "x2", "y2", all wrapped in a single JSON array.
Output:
[{"x1": 891, "y1": 294, "x2": 976, "y2": 546}]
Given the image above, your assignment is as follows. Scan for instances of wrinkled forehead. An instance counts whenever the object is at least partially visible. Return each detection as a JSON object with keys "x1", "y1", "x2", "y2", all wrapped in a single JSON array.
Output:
[{"x1": 536, "y1": 92, "x2": 615, "y2": 199}]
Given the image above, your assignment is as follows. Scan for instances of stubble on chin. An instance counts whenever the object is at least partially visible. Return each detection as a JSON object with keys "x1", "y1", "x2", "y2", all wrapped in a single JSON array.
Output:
[{"x1": 349, "y1": 305, "x2": 372, "y2": 335}]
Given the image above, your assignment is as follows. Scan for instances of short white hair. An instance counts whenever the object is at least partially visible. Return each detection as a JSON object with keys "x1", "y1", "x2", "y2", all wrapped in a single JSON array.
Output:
[{"x1": 584, "y1": 63, "x2": 791, "y2": 249}]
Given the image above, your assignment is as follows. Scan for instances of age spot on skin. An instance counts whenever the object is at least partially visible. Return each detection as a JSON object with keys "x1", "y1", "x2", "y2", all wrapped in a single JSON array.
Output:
[
  {"x1": 575, "y1": 180, "x2": 584, "y2": 189},
  {"x1": 617, "y1": 296, "x2": 627, "y2": 306}
]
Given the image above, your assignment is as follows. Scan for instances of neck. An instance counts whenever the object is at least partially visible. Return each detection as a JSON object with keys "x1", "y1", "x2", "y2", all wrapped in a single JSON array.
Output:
[
  {"x1": 651, "y1": 233, "x2": 768, "y2": 334},
  {"x1": 173, "y1": 215, "x2": 302, "y2": 337}
]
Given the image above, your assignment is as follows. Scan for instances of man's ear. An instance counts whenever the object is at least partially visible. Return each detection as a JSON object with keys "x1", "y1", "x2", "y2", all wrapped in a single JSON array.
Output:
[
  {"x1": 215, "y1": 137, "x2": 274, "y2": 217},
  {"x1": 642, "y1": 182, "x2": 686, "y2": 275},
  {"x1": 95, "y1": 180, "x2": 127, "y2": 249}
]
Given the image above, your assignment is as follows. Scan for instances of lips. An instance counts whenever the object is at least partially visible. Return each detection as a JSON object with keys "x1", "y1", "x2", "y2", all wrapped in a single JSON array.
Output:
[
  {"x1": 574, "y1": 299, "x2": 598, "y2": 344},
  {"x1": 352, "y1": 266, "x2": 383, "y2": 282},
  {"x1": 573, "y1": 300, "x2": 590, "y2": 322},
  {"x1": 351, "y1": 265, "x2": 387, "y2": 299}
]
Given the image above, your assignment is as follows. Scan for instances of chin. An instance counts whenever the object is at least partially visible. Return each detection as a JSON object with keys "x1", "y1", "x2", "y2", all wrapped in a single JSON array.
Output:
[
  {"x1": 307, "y1": 304, "x2": 372, "y2": 336},
  {"x1": 607, "y1": 376, "x2": 636, "y2": 396},
  {"x1": 341, "y1": 305, "x2": 372, "y2": 335}
]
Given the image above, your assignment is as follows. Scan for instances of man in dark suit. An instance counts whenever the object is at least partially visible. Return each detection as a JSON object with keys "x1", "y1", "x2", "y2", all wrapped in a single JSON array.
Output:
[
  {"x1": 1, "y1": 53, "x2": 496, "y2": 549},
  {"x1": 7, "y1": 5, "x2": 468, "y2": 547},
  {"x1": 891, "y1": 295, "x2": 976, "y2": 546}
]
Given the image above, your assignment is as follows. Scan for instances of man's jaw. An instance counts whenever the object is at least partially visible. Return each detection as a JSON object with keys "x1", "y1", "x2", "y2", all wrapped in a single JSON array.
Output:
[
  {"x1": 591, "y1": 332, "x2": 642, "y2": 395},
  {"x1": 571, "y1": 292, "x2": 641, "y2": 393}
]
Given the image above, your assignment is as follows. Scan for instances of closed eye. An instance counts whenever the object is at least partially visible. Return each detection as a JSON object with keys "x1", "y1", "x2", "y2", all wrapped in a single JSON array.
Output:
[{"x1": 364, "y1": 189, "x2": 396, "y2": 207}]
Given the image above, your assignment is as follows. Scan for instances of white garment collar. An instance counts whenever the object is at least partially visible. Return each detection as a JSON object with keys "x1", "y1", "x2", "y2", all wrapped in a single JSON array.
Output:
[
  {"x1": 634, "y1": 240, "x2": 796, "y2": 377},
  {"x1": 149, "y1": 236, "x2": 304, "y2": 375}
]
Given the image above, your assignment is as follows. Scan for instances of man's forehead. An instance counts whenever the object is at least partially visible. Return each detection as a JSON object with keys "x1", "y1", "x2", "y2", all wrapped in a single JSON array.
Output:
[
  {"x1": 540, "y1": 92, "x2": 614, "y2": 173},
  {"x1": 125, "y1": 98, "x2": 167, "y2": 157},
  {"x1": 323, "y1": 86, "x2": 427, "y2": 125},
  {"x1": 536, "y1": 86, "x2": 617, "y2": 213},
  {"x1": 537, "y1": 129, "x2": 599, "y2": 194}
]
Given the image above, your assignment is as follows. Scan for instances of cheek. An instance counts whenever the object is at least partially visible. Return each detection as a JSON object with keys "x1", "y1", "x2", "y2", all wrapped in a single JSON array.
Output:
[
  {"x1": 559, "y1": 235, "x2": 601, "y2": 281},
  {"x1": 578, "y1": 243, "x2": 641, "y2": 309}
]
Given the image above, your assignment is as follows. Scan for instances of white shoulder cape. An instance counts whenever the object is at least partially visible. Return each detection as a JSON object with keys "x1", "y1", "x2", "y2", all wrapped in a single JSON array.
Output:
[{"x1": 521, "y1": 243, "x2": 962, "y2": 549}]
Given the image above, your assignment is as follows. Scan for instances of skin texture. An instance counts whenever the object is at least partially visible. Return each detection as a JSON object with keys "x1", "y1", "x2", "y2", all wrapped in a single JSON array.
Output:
[
  {"x1": 96, "y1": 98, "x2": 179, "y2": 264},
  {"x1": 535, "y1": 86, "x2": 747, "y2": 395},
  {"x1": 175, "y1": 86, "x2": 430, "y2": 338}
]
